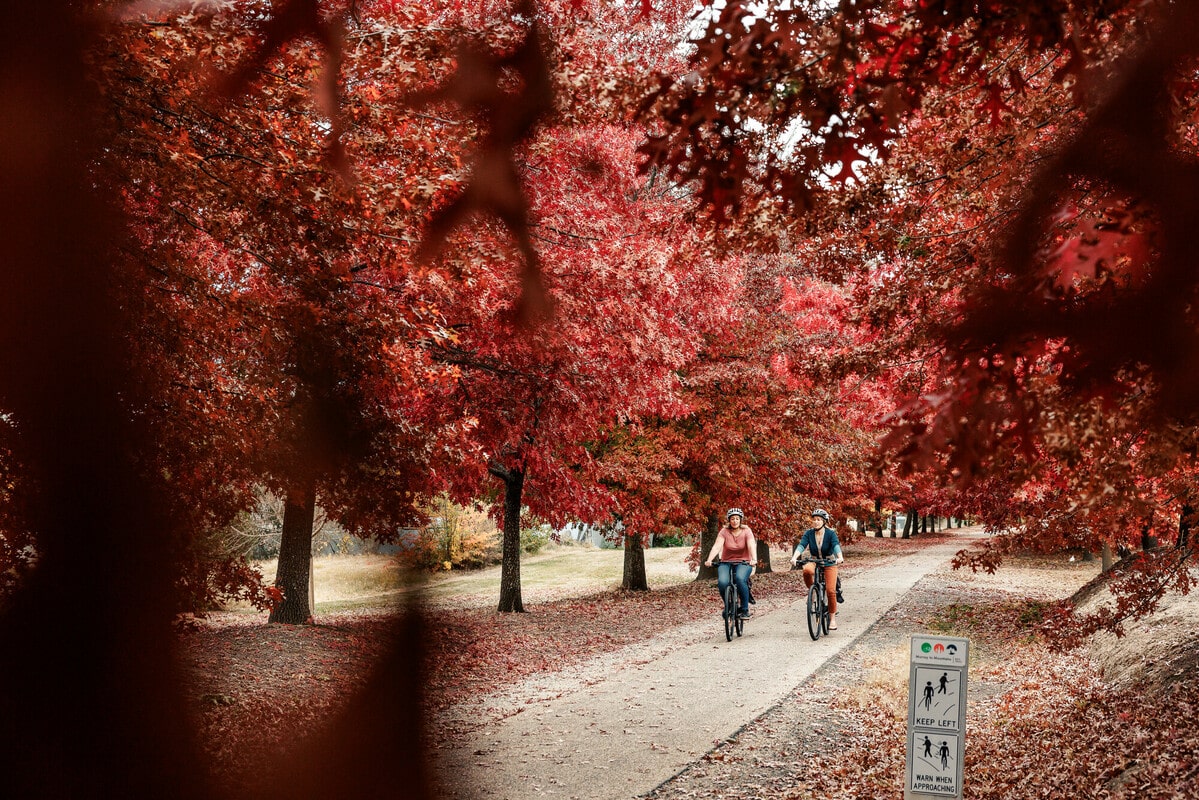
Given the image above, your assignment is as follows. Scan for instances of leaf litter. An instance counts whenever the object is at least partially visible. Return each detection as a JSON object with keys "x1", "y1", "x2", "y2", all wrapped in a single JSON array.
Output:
[{"x1": 179, "y1": 546, "x2": 1199, "y2": 798}]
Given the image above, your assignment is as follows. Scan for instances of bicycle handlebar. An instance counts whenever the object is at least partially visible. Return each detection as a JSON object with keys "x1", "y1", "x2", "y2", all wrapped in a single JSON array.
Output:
[{"x1": 795, "y1": 557, "x2": 837, "y2": 567}]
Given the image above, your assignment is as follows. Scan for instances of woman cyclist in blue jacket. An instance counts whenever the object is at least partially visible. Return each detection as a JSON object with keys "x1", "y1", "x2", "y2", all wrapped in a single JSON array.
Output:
[{"x1": 790, "y1": 508, "x2": 844, "y2": 629}]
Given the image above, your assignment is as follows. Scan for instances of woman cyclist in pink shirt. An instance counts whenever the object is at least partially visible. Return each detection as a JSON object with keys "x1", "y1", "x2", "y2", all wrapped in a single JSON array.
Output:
[{"x1": 704, "y1": 508, "x2": 757, "y2": 619}]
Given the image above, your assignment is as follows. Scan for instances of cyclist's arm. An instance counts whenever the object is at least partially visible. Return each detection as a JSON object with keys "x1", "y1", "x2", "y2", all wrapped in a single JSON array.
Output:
[
  {"x1": 790, "y1": 531, "x2": 809, "y2": 565},
  {"x1": 831, "y1": 530, "x2": 844, "y2": 564},
  {"x1": 746, "y1": 529, "x2": 756, "y2": 574},
  {"x1": 704, "y1": 534, "x2": 724, "y2": 567}
]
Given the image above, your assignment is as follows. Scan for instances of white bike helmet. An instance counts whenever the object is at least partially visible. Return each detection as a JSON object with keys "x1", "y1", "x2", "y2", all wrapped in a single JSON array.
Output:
[
  {"x1": 726, "y1": 507, "x2": 744, "y2": 521},
  {"x1": 811, "y1": 508, "x2": 830, "y2": 522}
]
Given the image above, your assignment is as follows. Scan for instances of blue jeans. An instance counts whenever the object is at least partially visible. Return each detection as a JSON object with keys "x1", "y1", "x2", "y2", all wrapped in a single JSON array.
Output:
[{"x1": 717, "y1": 561, "x2": 753, "y2": 614}]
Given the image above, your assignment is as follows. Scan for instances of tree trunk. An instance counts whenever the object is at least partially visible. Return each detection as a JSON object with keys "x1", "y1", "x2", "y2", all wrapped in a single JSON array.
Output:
[
  {"x1": 902, "y1": 509, "x2": 915, "y2": 539},
  {"x1": 873, "y1": 498, "x2": 883, "y2": 537},
  {"x1": 696, "y1": 512, "x2": 720, "y2": 581},
  {"x1": 269, "y1": 478, "x2": 316, "y2": 624},
  {"x1": 1141, "y1": 523, "x2": 1158, "y2": 552},
  {"x1": 495, "y1": 467, "x2": 525, "y2": 613},
  {"x1": 889, "y1": 511, "x2": 897, "y2": 537},
  {"x1": 1101, "y1": 542, "x2": 1114, "y2": 572},
  {"x1": 308, "y1": 549, "x2": 316, "y2": 618},
  {"x1": 622, "y1": 533, "x2": 648, "y2": 591},
  {"x1": 1180, "y1": 504, "x2": 1194, "y2": 550},
  {"x1": 756, "y1": 539, "x2": 772, "y2": 574}
]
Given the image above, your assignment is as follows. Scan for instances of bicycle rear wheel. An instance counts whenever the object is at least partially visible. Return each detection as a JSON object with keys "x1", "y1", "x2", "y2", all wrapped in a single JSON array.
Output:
[
  {"x1": 724, "y1": 584, "x2": 735, "y2": 642},
  {"x1": 806, "y1": 580, "x2": 823, "y2": 640},
  {"x1": 821, "y1": 592, "x2": 831, "y2": 635}
]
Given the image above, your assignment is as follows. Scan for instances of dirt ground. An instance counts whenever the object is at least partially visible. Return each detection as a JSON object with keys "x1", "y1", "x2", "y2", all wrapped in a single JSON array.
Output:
[
  {"x1": 432, "y1": 536, "x2": 975, "y2": 800},
  {"x1": 177, "y1": 534, "x2": 946, "y2": 791},
  {"x1": 1081, "y1": 571, "x2": 1199, "y2": 693},
  {"x1": 646, "y1": 551, "x2": 1199, "y2": 800},
  {"x1": 644, "y1": 553, "x2": 1100, "y2": 799},
  {"x1": 178, "y1": 534, "x2": 1199, "y2": 798}
]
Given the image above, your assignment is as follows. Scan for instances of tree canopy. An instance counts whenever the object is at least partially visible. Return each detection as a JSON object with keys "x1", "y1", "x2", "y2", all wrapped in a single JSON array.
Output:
[{"x1": 4, "y1": 0, "x2": 1199, "y2": 793}]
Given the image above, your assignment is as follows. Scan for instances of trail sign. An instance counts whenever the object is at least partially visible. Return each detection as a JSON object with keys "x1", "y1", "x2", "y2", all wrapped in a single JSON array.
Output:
[{"x1": 905, "y1": 635, "x2": 969, "y2": 799}]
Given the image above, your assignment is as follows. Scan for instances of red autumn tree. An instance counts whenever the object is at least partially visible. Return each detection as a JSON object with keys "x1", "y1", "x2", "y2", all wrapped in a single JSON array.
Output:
[
  {"x1": 386, "y1": 0, "x2": 731, "y2": 611},
  {"x1": 2, "y1": 0, "x2": 714, "y2": 794},
  {"x1": 422, "y1": 121, "x2": 734, "y2": 612},
  {"x1": 642, "y1": 0, "x2": 1199, "y2": 633},
  {"x1": 93, "y1": 0, "x2": 513, "y2": 621},
  {"x1": 589, "y1": 254, "x2": 880, "y2": 583}
]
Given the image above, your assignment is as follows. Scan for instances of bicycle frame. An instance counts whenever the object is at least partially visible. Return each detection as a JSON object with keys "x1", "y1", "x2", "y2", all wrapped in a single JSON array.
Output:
[
  {"x1": 716, "y1": 559, "x2": 751, "y2": 641},
  {"x1": 797, "y1": 557, "x2": 835, "y2": 640}
]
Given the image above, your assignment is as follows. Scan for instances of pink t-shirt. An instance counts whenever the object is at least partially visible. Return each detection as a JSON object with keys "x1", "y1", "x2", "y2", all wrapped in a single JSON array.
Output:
[{"x1": 718, "y1": 526, "x2": 754, "y2": 562}]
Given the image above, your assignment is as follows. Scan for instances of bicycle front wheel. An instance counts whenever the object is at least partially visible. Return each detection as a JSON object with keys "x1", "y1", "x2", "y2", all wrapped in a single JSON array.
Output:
[
  {"x1": 806, "y1": 582, "x2": 823, "y2": 641},
  {"x1": 724, "y1": 584, "x2": 735, "y2": 642},
  {"x1": 734, "y1": 585, "x2": 745, "y2": 637}
]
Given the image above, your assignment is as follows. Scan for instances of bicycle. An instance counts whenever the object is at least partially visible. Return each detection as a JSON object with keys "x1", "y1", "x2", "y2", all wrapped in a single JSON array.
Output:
[
  {"x1": 796, "y1": 557, "x2": 836, "y2": 640},
  {"x1": 715, "y1": 559, "x2": 752, "y2": 642}
]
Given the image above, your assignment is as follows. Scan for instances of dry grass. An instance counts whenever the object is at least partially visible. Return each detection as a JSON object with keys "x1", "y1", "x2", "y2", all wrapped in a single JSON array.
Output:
[
  {"x1": 249, "y1": 554, "x2": 406, "y2": 611},
  {"x1": 848, "y1": 642, "x2": 911, "y2": 711},
  {"x1": 242, "y1": 544, "x2": 714, "y2": 613},
  {"x1": 235, "y1": 538, "x2": 913, "y2": 615},
  {"x1": 1080, "y1": 569, "x2": 1199, "y2": 692}
]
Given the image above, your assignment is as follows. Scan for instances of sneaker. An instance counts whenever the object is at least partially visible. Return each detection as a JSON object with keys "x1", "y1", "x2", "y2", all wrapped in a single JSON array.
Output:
[{"x1": 738, "y1": 609, "x2": 752, "y2": 619}]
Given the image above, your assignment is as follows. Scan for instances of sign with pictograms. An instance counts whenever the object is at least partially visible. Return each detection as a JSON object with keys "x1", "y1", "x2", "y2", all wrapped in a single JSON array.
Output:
[
  {"x1": 912, "y1": 666, "x2": 962, "y2": 729},
  {"x1": 907, "y1": 731, "x2": 960, "y2": 796},
  {"x1": 905, "y1": 635, "x2": 969, "y2": 799}
]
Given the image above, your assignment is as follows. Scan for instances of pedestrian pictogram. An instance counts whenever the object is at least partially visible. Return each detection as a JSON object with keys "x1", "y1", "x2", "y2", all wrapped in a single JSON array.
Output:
[
  {"x1": 912, "y1": 667, "x2": 961, "y2": 730},
  {"x1": 907, "y1": 732, "x2": 960, "y2": 795}
]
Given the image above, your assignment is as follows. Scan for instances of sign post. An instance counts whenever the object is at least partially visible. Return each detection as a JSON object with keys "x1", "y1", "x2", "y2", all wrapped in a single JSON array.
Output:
[{"x1": 904, "y1": 635, "x2": 969, "y2": 799}]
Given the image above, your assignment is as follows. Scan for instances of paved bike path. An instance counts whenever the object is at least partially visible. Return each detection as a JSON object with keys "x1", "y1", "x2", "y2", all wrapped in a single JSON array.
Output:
[{"x1": 434, "y1": 537, "x2": 972, "y2": 800}]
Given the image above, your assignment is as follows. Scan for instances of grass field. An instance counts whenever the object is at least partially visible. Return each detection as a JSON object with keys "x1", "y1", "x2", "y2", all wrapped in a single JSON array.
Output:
[{"x1": 244, "y1": 542, "x2": 804, "y2": 613}]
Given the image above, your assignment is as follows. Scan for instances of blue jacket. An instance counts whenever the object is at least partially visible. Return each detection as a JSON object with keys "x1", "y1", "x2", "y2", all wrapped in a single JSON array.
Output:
[{"x1": 795, "y1": 527, "x2": 841, "y2": 559}]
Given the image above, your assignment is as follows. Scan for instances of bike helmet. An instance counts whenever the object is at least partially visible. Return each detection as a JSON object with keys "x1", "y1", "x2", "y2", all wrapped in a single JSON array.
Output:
[
  {"x1": 726, "y1": 507, "x2": 744, "y2": 521},
  {"x1": 811, "y1": 508, "x2": 831, "y2": 522}
]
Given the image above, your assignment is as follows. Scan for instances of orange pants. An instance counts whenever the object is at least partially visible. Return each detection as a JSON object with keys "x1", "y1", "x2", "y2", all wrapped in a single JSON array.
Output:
[{"x1": 802, "y1": 562, "x2": 838, "y2": 614}]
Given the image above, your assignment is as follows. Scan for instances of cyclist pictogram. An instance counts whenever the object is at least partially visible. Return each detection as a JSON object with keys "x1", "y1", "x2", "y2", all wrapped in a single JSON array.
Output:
[{"x1": 912, "y1": 667, "x2": 961, "y2": 728}]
